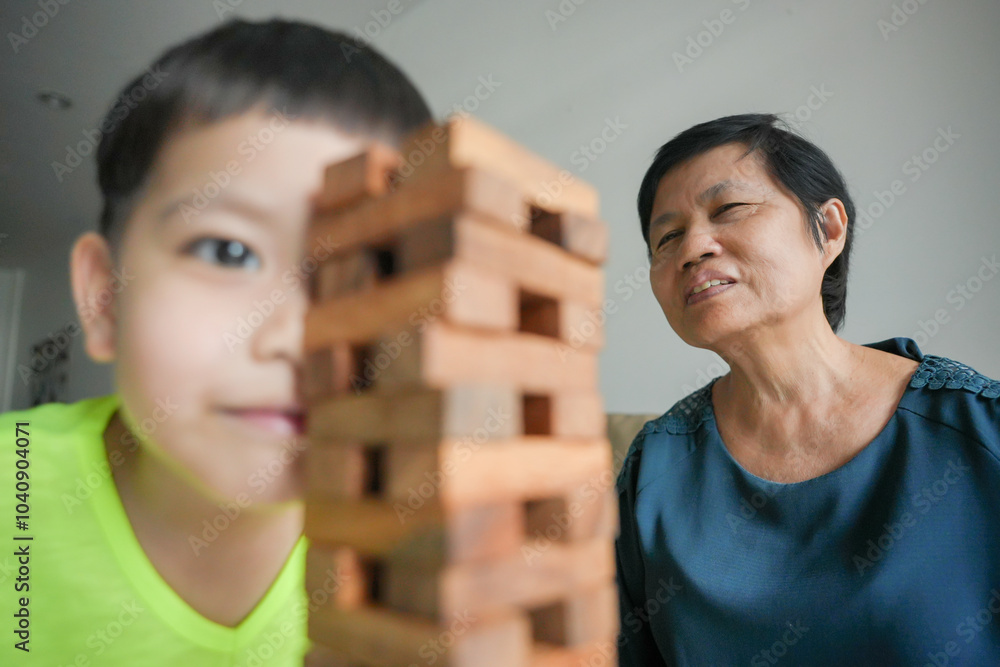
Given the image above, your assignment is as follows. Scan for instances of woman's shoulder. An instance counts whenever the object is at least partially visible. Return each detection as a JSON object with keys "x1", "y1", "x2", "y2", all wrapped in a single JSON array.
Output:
[
  {"x1": 866, "y1": 337, "x2": 999, "y2": 400},
  {"x1": 615, "y1": 381, "x2": 718, "y2": 495},
  {"x1": 901, "y1": 352, "x2": 1000, "y2": 450},
  {"x1": 909, "y1": 353, "x2": 1000, "y2": 398},
  {"x1": 644, "y1": 381, "x2": 718, "y2": 436}
]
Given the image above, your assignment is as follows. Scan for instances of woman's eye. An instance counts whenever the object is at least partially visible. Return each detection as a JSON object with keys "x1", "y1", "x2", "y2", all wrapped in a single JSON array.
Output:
[
  {"x1": 656, "y1": 230, "x2": 681, "y2": 249},
  {"x1": 714, "y1": 202, "x2": 747, "y2": 217},
  {"x1": 188, "y1": 238, "x2": 261, "y2": 270}
]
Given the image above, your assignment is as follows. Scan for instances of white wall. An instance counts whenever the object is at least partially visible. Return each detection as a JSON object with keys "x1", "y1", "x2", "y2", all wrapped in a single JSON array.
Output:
[
  {"x1": 373, "y1": 0, "x2": 1000, "y2": 412},
  {"x1": 2, "y1": 0, "x2": 998, "y2": 414},
  {"x1": 0, "y1": 269, "x2": 25, "y2": 412},
  {"x1": 5, "y1": 262, "x2": 113, "y2": 411}
]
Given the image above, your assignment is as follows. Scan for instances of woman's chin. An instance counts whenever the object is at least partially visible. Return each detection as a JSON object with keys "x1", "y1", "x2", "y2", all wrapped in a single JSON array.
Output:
[{"x1": 676, "y1": 315, "x2": 746, "y2": 350}]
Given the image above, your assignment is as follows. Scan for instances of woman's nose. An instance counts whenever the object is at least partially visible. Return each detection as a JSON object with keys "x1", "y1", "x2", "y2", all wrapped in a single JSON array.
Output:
[{"x1": 679, "y1": 225, "x2": 723, "y2": 271}]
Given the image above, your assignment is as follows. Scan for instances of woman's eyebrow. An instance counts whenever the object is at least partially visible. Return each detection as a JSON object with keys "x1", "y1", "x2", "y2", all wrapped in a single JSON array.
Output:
[
  {"x1": 697, "y1": 179, "x2": 735, "y2": 203},
  {"x1": 650, "y1": 179, "x2": 754, "y2": 231},
  {"x1": 697, "y1": 179, "x2": 762, "y2": 203},
  {"x1": 649, "y1": 211, "x2": 677, "y2": 233}
]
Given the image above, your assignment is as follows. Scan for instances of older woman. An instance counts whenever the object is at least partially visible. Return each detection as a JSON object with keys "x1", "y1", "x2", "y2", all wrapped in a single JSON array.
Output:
[{"x1": 616, "y1": 114, "x2": 1000, "y2": 665}]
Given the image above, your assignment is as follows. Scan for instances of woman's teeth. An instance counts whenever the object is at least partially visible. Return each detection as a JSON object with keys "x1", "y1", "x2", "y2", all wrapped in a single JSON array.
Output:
[{"x1": 691, "y1": 279, "x2": 731, "y2": 295}]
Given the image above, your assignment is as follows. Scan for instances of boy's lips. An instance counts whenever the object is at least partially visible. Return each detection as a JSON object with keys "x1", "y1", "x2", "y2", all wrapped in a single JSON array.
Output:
[{"x1": 223, "y1": 408, "x2": 306, "y2": 436}]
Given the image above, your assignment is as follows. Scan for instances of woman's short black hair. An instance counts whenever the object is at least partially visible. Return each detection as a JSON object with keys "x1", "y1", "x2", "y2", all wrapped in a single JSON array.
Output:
[
  {"x1": 636, "y1": 113, "x2": 855, "y2": 332},
  {"x1": 96, "y1": 18, "x2": 432, "y2": 254}
]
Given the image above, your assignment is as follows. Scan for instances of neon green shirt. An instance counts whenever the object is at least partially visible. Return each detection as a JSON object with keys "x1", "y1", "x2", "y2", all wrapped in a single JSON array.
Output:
[{"x1": 0, "y1": 395, "x2": 310, "y2": 666}]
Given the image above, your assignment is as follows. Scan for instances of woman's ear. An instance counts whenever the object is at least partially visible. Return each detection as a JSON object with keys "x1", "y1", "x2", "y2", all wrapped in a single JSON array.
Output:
[
  {"x1": 818, "y1": 198, "x2": 849, "y2": 270},
  {"x1": 70, "y1": 232, "x2": 118, "y2": 363}
]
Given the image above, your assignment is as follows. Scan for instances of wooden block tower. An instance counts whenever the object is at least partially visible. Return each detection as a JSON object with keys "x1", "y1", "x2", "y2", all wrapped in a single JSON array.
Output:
[{"x1": 301, "y1": 116, "x2": 617, "y2": 667}]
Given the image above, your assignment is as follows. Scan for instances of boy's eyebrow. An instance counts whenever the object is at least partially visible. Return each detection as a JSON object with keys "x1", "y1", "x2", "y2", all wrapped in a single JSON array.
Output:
[{"x1": 158, "y1": 190, "x2": 277, "y2": 227}]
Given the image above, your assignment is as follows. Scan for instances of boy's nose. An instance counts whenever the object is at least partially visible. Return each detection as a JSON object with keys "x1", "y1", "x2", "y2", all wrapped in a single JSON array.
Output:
[{"x1": 249, "y1": 285, "x2": 306, "y2": 365}]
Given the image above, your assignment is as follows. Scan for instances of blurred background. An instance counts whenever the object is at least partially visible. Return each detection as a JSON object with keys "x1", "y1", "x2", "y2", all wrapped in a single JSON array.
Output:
[{"x1": 1, "y1": 0, "x2": 998, "y2": 413}]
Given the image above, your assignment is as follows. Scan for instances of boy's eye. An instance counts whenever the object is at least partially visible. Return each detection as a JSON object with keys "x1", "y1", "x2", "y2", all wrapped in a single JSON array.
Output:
[{"x1": 188, "y1": 238, "x2": 261, "y2": 270}]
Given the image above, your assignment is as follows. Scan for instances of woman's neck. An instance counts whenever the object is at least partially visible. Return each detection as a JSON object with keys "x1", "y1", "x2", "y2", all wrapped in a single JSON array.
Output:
[
  {"x1": 705, "y1": 295, "x2": 882, "y2": 449},
  {"x1": 714, "y1": 319, "x2": 859, "y2": 411}
]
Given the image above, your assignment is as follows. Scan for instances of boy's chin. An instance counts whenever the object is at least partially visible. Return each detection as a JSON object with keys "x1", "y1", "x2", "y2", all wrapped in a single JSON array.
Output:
[{"x1": 209, "y1": 477, "x2": 306, "y2": 508}]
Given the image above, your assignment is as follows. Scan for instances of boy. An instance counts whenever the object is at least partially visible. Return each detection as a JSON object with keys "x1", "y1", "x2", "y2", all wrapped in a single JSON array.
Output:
[{"x1": 1, "y1": 18, "x2": 431, "y2": 665}]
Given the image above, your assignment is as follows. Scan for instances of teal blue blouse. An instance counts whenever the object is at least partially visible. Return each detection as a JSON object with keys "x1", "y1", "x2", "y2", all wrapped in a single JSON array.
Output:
[{"x1": 616, "y1": 338, "x2": 1000, "y2": 665}]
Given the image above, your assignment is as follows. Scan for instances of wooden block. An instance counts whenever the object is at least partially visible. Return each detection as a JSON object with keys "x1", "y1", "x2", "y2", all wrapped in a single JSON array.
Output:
[
  {"x1": 315, "y1": 143, "x2": 402, "y2": 212},
  {"x1": 529, "y1": 584, "x2": 618, "y2": 647},
  {"x1": 453, "y1": 213, "x2": 604, "y2": 308},
  {"x1": 390, "y1": 501, "x2": 525, "y2": 565},
  {"x1": 301, "y1": 344, "x2": 355, "y2": 401},
  {"x1": 365, "y1": 321, "x2": 597, "y2": 395},
  {"x1": 521, "y1": 394, "x2": 553, "y2": 435},
  {"x1": 305, "y1": 499, "x2": 523, "y2": 566},
  {"x1": 305, "y1": 441, "x2": 612, "y2": 550},
  {"x1": 309, "y1": 385, "x2": 520, "y2": 443},
  {"x1": 385, "y1": 437, "x2": 610, "y2": 509},
  {"x1": 578, "y1": 488, "x2": 618, "y2": 543},
  {"x1": 395, "y1": 215, "x2": 604, "y2": 310},
  {"x1": 304, "y1": 643, "x2": 361, "y2": 667},
  {"x1": 400, "y1": 116, "x2": 599, "y2": 218},
  {"x1": 309, "y1": 603, "x2": 531, "y2": 667},
  {"x1": 306, "y1": 545, "x2": 369, "y2": 610},
  {"x1": 308, "y1": 167, "x2": 527, "y2": 256},
  {"x1": 314, "y1": 252, "x2": 378, "y2": 302},
  {"x1": 443, "y1": 437, "x2": 610, "y2": 507},
  {"x1": 305, "y1": 497, "x2": 443, "y2": 555},
  {"x1": 519, "y1": 292, "x2": 560, "y2": 339},
  {"x1": 396, "y1": 215, "x2": 454, "y2": 275},
  {"x1": 448, "y1": 613, "x2": 532, "y2": 667},
  {"x1": 308, "y1": 604, "x2": 435, "y2": 666},
  {"x1": 306, "y1": 443, "x2": 366, "y2": 500},
  {"x1": 445, "y1": 538, "x2": 614, "y2": 615},
  {"x1": 530, "y1": 640, "x2": 616, "y2": 667},
  {"x1": 524, "y1": 488, "x2": 617, "y2": 545},
  {"x1": 305, "y1": 262, "x2": 517, "y2": 349},
  {"x1": 314, "y1": 215, "x2": 458, "y2": 304},
  {"x1": 384, "y1": 437, "x2": 610, "y2": 507},
  {"x1": 549, "y1": 393, "x2": 606, "y2": 439},
  {"x1": 307, "y1": 213, "x2": 604, "y2": 329},
  {"x1": 383, "y1": 538, "x2": 613, "y2": 619},
  {"x1": 306, "y1": 216, "x2": 603, "y2": 353},
  {"x1": 530, "y1": 209, "x2": 608, "y2": 265},
  {"x1": 518, "y1": 297, "x2": 606, "y2": 352},
  {"x1": 558, "y1": 301, "x2": 605, "y2": 351}
]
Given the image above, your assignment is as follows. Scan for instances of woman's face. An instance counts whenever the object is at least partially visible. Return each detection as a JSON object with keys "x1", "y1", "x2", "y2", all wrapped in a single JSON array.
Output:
[{"x1": 647, "y1": 143, "x2": 835, "y2": 351}]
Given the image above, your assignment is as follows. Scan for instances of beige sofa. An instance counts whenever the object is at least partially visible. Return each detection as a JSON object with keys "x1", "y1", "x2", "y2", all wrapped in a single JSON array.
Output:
[{"x1": 606, "y1": 413, "x2": 660, "y2": 476}]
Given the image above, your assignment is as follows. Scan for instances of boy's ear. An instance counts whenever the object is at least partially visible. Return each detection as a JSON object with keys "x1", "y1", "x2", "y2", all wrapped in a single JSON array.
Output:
[{"x1": 70, "y1": 232, "x2": 118, "y2": 363}]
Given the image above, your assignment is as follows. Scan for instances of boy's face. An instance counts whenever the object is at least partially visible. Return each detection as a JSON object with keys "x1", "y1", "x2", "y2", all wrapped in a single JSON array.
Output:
[{"x1": 73, "y1": 110, "x2": 366, "y2": 505}]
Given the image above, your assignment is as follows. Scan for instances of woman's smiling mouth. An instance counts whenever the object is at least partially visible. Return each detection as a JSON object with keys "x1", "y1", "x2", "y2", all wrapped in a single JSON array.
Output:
[{"x1": 684, "y1": 272, "x2": 737, "y2": 305}]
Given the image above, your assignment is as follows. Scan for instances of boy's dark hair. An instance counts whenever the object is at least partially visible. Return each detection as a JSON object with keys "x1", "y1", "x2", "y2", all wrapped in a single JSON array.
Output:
[
  {"x1": 96, "y1": 18, "x2": 432, "y2": 255},
  {"x1": 636, "y1": 113, "x2": 855, "y2": 332}
]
